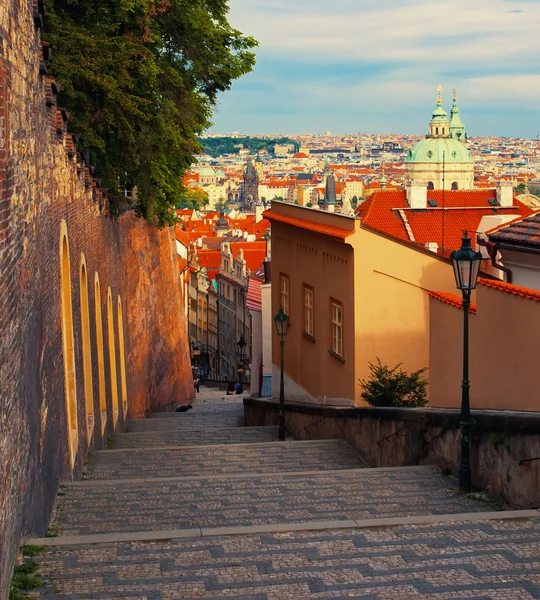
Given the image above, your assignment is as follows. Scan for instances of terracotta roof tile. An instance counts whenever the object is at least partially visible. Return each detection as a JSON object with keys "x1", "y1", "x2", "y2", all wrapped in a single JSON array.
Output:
[
  {"x1": 478, "y1": 278, "x2": 540, "y2": 302},
  {"x1": 356, "y1": 190, "x2": 533, "y2": 252},
  {"x1": 487, "y1": 210, "x2": 540, "y2": 248},
  {"x1": 428, "y1": 291, "x2": 477, "y2": 312}
]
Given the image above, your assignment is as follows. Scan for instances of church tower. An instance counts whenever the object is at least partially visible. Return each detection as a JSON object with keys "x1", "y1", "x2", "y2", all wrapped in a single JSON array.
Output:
[
  {"x1": 242, "y1": 159, "x2": 259, "y2": 205},
  {"x1": 404, "y1": 86, "x2": 474, "y2": 191}
]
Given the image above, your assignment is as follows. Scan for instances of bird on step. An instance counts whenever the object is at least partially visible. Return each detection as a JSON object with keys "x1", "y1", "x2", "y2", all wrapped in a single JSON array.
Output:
[{"x1": 174, "y1": 404, "x2": 193, "y2": 412}]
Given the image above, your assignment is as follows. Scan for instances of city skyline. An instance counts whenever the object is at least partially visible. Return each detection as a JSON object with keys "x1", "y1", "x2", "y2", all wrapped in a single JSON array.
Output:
[{"x1": 209, "y1": 0, "x2": 540, "y2": 138}]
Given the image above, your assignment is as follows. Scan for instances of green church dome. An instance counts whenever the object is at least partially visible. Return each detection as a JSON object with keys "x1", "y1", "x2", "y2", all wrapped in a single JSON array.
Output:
[{"x1": 405, "y1": 137, "x2": 472, "y2": 164}]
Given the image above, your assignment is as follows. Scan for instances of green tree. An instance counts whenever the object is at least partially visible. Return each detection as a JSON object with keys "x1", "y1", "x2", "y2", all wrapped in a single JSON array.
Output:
[
  {"x1": 359, "y1": 358, "x2": 428, "y2": 408},
  {"x1": 215, "y1": 197, "x2": 228, "y2": 212},
  {"x1": 44, "y1": 0, "x2": 257, "y2": 227},
  {"x1": 515, "y1": 183, "x2": 527, "y2": 194}
]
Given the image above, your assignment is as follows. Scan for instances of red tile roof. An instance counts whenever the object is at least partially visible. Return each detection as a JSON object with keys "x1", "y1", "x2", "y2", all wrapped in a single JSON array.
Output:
[
  {"x1": 356, "y1": 190, "x2": 533, "y2": 252},
  {"x1": 487, "y1": 210, "x2": 540, "y2": 248},
  {"x1": 428, "y1": 290, "x2": 477, "y2": 312},
  {"x1": 478, "y1": 278, "x2": 540, "y2": 302},
  {"x1": 264, "y1": 209, "x2": 355, "y2": 240}
]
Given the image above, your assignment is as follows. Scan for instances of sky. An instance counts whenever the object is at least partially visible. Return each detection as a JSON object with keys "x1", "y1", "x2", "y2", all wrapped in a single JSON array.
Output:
[{"x1": 208, "y1": 0, "x2": 540, "y2": 138}]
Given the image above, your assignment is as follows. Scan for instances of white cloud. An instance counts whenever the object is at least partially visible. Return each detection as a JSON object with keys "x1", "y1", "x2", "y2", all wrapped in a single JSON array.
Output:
[{"x1": 229, "y1": 0, "x2": 540, "y2": 66}]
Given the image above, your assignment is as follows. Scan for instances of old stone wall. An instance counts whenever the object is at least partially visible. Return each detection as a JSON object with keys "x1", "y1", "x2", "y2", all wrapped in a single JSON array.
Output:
[
  {"x1": 244, "y1": 399, "x2": 540, "y2": 510},
  {"x1": 0, "y1": 1, "x2": 192, "y2": 595}
]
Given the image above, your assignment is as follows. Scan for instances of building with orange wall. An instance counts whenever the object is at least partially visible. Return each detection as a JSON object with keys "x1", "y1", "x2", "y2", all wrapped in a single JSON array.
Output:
[{"x1": 264, "y1": 201, "x2": 461, "y2": 406}]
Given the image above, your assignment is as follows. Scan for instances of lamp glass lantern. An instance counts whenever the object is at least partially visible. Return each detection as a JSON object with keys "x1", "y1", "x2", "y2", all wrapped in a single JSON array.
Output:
[
  {"x1": 274, "y1": 307, "x2": 290, "y2": 337},
  {"x1": 236, "y1": 335, "x2": 246, "y2": 357},
  {"x1": 451, "y1": 233, "x2": 482, "y2": 292}
]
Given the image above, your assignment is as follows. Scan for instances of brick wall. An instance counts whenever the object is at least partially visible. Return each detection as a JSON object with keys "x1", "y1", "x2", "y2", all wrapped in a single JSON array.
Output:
[{"x1": 0, "y1": 1, "x2": 193, "y2": 595}]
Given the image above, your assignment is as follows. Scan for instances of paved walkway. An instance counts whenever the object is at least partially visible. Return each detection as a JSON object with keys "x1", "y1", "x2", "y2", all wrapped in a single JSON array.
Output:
[{"x1": 28, "y1": 388, "x2": 540, "y2": 599}]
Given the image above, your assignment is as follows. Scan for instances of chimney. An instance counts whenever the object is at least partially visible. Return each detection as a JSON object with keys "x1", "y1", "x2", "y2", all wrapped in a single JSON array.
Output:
[
  {"x1": 255, "y1": 205, "x2": 263, "y2": 223},
  {"x1": 406, "y1": 181, "x2": 427, "y2": 209},
  {"x1": 263, "y1": 257, "x2": 271, "y2": 284},
  {"x1": 496, "y1": 180, "x2": 513, "y2": 207},
  {"x1": 197, "y1": 237, "x2": 203, "y2": 248},
  {"x1": 424, "y1": 242, "x2": 438, "y2": 253}
]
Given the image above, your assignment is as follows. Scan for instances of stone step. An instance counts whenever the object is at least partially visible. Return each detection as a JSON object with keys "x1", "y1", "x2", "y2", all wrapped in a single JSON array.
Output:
[
  {"x1": 31, "y1": 517, "x2": 540, "y2": 599},
  {"x1": 51, "y1": 467, "x2": 488, "y2": 536},
  {"x1": 126, "y1": 404, "x2": 245, "y2": 431},
  {"x1": 112, "y1": 425, "x2": 280, "y2": 449},
  {"x1": 83, "y1": 439, "x2": 365, "y2": 480}
]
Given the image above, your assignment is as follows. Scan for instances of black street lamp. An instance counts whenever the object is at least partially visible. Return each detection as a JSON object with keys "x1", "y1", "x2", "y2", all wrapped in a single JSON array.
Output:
[
  {"x1": 450, "y1": 232, "x2": 482, "y2": 493},
  {"x1": 274, "y1": 306, "x2": 290, "y2": 441},
  {"x1": 236, "y1": 335, "x2": 246, "y2": 383}
]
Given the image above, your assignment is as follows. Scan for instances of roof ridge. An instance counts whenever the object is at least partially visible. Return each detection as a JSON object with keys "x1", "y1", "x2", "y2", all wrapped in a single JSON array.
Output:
[
  {"x1": 478, "y1": 278, "x2": 540, "y2": 302},
  {"x1": 428, "y1": 290, "x2": 477, "y2": 312}
]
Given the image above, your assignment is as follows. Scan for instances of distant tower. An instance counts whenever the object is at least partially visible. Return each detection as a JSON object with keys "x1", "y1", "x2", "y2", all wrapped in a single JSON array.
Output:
[
  {"x1": 404, "y1": 85, "x2": 474, "y2": 190},
  {"x1": 325, "y1": 173, "x2": 337, "y2": 204},
  {"x1": 215, "y1": 210, "x2": 229, "y2": 237},
  {"x1": 449, "y1": 90, "x2": 466, "y2": 141},
  {"x1": 242, "y1": 160, "x2": 259, "y2": 205}
]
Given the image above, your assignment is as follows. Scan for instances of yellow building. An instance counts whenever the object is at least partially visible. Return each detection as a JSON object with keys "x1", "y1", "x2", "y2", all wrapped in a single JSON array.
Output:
[{"x1": 265, "y1": 201, "x2": 459, "y2": 405}]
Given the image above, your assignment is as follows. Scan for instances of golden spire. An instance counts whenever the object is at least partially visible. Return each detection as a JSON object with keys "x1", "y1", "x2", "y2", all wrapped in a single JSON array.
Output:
[
  {"x1": 437, "y1": 84, "x2": 443, "y2": 104},
  {"x1": 453, "y1": 89, "x2": 457, "y2": 103}
]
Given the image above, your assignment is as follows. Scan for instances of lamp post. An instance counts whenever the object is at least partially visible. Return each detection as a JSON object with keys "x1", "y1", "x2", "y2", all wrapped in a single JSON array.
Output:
[
  {"x1": 450, "y1": 232, "x2": 482, "y2": 493},
  {"x1": 274, "y1": 307, "x2": 290, "y2": 441},
  {"x1": 236, "y1": 335, "x2": 246, "y2": 383}
]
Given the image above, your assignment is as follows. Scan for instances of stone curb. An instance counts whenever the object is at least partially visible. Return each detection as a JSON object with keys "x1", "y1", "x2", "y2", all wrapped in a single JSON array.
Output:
[
  {"x1": 25, "y1": 509, "x2": 540, "y2": 547},
  {"x1": 93, "y1": 437, "x2": 346, "y2": 454},
  {"x1": 67, "y1": 465, "x2": 433, "y2": 487}
]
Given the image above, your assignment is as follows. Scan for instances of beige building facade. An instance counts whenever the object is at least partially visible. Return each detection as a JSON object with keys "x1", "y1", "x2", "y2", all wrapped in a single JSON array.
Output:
[{"x1": 265, "y1": 201, "x2": 459, "y2": 405}]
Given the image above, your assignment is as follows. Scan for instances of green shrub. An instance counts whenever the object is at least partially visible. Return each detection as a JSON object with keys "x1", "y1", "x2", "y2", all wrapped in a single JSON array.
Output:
[{"x1": 359, "y1": 358, "x2": 428, "y2": 408}]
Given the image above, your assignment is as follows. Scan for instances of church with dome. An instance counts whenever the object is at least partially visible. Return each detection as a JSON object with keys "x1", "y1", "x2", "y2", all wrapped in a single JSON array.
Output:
[{"x1": 405, "y1": 87, "x2": 474, "y2": 191}]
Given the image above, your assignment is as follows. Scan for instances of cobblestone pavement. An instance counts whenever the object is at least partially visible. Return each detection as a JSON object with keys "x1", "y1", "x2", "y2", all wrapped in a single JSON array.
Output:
[
  {"x1": 33, "y1": 519, "x2": 540, "y2": 599},
  {"x1": 55, "y1": 468, "x2": 487, "y2": 536},
  {"x1": 113, "y1": 425, "x2": 280, "y2": 448},
  {"x1": 84, "y1": 440, "x2": 365, "y2": 480},
  {"x1": 29, "y1": 390, "x2": 540, "y2": 598},
  {"x1": 125, "y1": 403, "x2": 246, "y2": 431}
]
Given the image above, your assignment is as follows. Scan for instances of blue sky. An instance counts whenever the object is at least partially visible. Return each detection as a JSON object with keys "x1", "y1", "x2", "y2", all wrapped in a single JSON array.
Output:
[{"x1": 209, "y1": 0, "x2": 540, "y2": 137}]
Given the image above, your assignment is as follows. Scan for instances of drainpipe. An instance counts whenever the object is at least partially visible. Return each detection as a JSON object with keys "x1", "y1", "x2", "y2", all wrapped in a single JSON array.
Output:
[{"x1": 477, "y1": 237, "x2": 513, "y2": 283}]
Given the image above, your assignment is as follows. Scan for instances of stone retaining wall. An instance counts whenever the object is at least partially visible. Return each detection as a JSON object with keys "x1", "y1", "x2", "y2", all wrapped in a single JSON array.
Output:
[{"x1": 244, "y1": 398, "x2": 540, "y2": 509}]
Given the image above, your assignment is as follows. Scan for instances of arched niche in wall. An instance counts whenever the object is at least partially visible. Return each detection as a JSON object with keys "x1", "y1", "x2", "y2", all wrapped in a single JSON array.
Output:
[
  {"x1": 117, "y1": 296, "x2": 129, "y2": 419},
  {"x1": 94, "y1": 273, "x2": 107, "y2": 435},
  {"x1": 59, "y1": 220, "x2": 78, "y2": 468},
  {"x1": 107, "y1": 287, "x2": 120, "y2": 427},
  {"x1": 79, "y1": 255, "x2": 94, "y2": 441}
]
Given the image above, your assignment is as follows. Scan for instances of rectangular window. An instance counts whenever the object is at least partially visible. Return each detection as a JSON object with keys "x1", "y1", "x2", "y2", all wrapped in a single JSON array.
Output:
[
  {"x1": 280, "y1": 274, "x2": 289, "y2": 314},
  {"x1": 304, "y1": 286, "x2": 314, "y2": 337},
  {"x1": 331, "y1": 300, "x2": 343, "y2": 357}
]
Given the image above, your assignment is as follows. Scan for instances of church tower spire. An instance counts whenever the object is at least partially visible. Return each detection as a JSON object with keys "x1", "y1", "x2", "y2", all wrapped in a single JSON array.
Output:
[
  {"x1": 429, "y1": 85, "x2": 449, "y2": 138},
  {"x1": 449, "y1": 89, "x2": 467, "y2": 141}
]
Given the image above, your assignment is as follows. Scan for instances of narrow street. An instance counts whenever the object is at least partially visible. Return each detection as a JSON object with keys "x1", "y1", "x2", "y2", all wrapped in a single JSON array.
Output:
[{"x1": 29, "y1": 388, "x2": 540, "y2": 599}]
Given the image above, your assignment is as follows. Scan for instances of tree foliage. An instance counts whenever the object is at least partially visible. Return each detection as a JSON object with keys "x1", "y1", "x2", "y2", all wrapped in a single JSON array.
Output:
[
  {"x1": 44, "y1": 0, "x2": 257, "y2": 227},
  {"x1": 359, "y1": 358, "x2": 428, "y2": 408},
  {"x1": 199, "y1": 136, "x2": 299, "y2": 158}
]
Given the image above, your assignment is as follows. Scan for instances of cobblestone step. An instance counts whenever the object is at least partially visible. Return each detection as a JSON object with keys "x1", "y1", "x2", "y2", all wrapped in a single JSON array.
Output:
[
  {"x1": 125, "y1": 404, "x2": 245, "y2": 431},
  {"x1": 84, "y1": 439, "x2": 365, "y2": 480},
  {"x1": 112, "y1": 426, "x2": 280, "y2": 448},
  {"x1": 52, "y1": 468, "x2": 488, "y2": 536},
  {"x1": 33, "y1": 517, "x2": 540, "y2": 599}
]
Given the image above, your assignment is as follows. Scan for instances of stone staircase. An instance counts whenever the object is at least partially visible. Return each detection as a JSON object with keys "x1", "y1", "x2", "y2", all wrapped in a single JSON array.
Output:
[{"x1": 27, "y1": 387, "x2": 540, "y2": 599}]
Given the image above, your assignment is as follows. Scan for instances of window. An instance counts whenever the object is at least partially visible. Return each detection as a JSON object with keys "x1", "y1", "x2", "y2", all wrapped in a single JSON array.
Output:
[
  {"x1": 331, "y1": 300, "x2": 343, "y2": 357},
  {"x1": 280, "y1": 274, "x2": 289, "y2": 314},
  {"x1": 304, "y1": 286, "x2": 314, "y2": 337}
]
